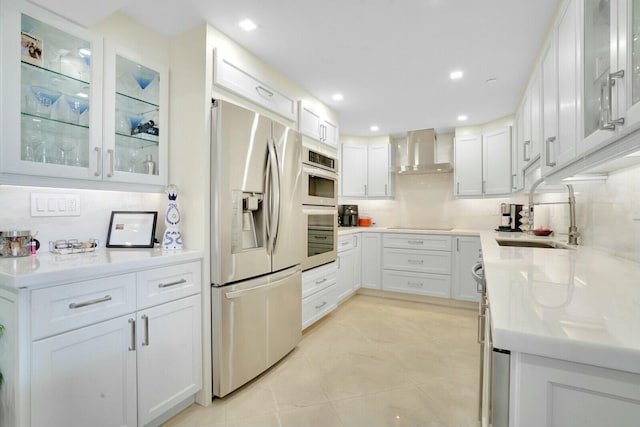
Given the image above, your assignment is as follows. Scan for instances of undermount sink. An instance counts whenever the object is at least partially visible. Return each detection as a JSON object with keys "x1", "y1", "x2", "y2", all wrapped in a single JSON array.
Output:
[{"x1": 496, "y1": 239, "x2": 571, "y2": 249}]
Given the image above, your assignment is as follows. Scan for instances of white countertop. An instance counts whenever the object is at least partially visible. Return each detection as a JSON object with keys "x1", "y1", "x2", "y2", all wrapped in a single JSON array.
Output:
[
  {"x1": 480, "y1": 231, "x2": 640, "y2": 374},
  {"x1": 338, "y1": 226, "x2": 481, "y2": 236},
  {"x1": 0, "y1": 248, "x2": 204, "y2": 291}
]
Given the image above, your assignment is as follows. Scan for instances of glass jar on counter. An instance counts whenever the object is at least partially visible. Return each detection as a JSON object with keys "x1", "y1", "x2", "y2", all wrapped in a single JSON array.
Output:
[{"x1": 0, "y1": 230, "x2": 39, "y2": 257}]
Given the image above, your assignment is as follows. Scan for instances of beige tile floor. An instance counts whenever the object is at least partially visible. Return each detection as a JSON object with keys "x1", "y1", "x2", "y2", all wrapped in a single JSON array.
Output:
[{"x1": 163, "y1": 294, "x2": 480, "y2": 427}]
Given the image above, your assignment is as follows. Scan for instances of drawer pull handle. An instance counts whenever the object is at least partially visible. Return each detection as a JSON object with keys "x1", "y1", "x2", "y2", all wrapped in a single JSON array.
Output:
[
  {"x1": 314, "y1": 236, "x2": 328, "y2": 240},
  {"x1": 69, "y1": 295, "x2": 112, "y2": 309},
  {"x1": 341, "y1": 241, "x2": 350, "y2": 246},
  {"x1": 129, "y1": 318, "x2": 136, "y2": 351},
  {"x1": 315, "y1": 301, "x2": 327, "y2": 309},
  {"x1": 158, "y1": 278, "x2": 187, "y2": 288},
  {"x1": 256, "y1": 85, "x2": 274, "y2": 99},
  {"x1": 142, "y1": 314, "x2": 149, "y2": 346},
  {"x1": 407, "y1": 259, "x2": 424, "y2": 264},
  {"x1": 407, "y1": 240, "x2": 424, "y2": 245},
  {"x1": 315, "y1": 278, "x2": 327, "y2": 285},
  {"x1": 407, "y1": 281, "x2": 423, "y2": 287}
]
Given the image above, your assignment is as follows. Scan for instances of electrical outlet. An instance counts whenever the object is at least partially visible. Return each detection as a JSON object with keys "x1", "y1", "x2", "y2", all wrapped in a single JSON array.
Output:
[{"x1": 31, "y1": 193, "x2": 80, "y2": 217}]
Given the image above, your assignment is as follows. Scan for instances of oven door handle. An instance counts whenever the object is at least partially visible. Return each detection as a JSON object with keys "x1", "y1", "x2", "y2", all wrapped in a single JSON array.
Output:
[{"x1": 302, "y1": 165, "x2": 338, "y2": 182}]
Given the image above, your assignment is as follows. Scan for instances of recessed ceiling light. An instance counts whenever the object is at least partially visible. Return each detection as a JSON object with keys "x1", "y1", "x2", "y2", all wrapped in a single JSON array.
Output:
[
  {"x1": 332, "y1": 93, "x2": 344, "y2": 101},
  {"x1": 450, "y1": 70, "x2": 463, "y2": 80},
  {"x1": 76, "y1": 92, "x2": 89, "y2": 98},
  {"x1": 238, "y1": 19, "x2": 257, "y2": 31},
  {"x1": 370, "y1": 125, "x2": 379, "y2": 132},
  {"x1": 457, "y1": 115, "x2": 468, "y2": 121}
]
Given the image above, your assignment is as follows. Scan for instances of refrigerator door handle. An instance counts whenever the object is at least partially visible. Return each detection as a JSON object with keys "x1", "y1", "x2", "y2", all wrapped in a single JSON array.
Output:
[
  {"x1": 266, "y1": 138, "x2": 281, "y2": 254},
  {"x1": 224, "y1": 268, "x2": 298, "y2": 299},
  {"x1": 265, "y1": 144, "x2": 272, "y2": 250}
]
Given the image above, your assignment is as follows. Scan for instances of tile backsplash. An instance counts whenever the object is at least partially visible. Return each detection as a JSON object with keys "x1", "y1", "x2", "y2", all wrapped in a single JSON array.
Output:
[
  {"x1": 0, "y1": 186, "x2": 165, "y2": 252},
  {"x1": 341, "y1": 163, "x2": 640, "y2": 264}
]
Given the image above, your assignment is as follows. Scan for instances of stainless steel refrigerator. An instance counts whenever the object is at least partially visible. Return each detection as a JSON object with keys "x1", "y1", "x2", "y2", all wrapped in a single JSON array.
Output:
[{"x1": 210, "y1": 100, "x2": 302, "y2": 397}]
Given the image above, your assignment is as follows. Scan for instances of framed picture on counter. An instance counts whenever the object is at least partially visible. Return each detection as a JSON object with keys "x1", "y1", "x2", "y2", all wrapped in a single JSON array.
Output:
[{"x1": 106, "y1": 211, "x2": 157, "y2": 248}]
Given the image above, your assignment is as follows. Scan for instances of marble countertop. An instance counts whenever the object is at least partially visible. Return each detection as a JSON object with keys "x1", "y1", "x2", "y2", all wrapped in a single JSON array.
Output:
[
  {"x1": 0, "y1": 248, "x2": 204, "y2": 291},
  {"x1": 480, "y1": 231, "x2": 640, "y2": 374}
]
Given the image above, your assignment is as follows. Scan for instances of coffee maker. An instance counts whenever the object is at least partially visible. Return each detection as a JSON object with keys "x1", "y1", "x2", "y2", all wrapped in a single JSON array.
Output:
[
  {"x1": 497, "y1": 203, "x2": 524, "y2": 232},
  {"x1": 338, "y1": 205, "x2": 359, "y2": 227}
]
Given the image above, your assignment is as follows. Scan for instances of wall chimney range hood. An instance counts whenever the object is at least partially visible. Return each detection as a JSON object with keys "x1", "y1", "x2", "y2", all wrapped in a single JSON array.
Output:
[{"x1": 391, "y1": 129, "x2": 453, "y2": 174}]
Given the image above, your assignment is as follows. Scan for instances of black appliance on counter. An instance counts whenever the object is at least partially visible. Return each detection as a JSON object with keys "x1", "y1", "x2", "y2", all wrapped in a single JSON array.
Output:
[
  {"x1": 338, "y1": 205, "x2": 359, "y2": 227},
  {"x1": 497, "y1": 203, "x2": 524, "y2": 232}
]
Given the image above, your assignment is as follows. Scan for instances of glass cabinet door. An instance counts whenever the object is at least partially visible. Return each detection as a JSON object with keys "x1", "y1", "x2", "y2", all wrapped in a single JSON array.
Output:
[
  {"x1": 20, "y1": 14, "x2": 92, "y2": 168},
  {"x1": 583, "y1": 0, "x2": 613, "y2": 140},
  {"x1": 103, "y1": 51, "x2": 167, "y2": 186},
  {"x1": 0, "y1": 1, "x2": 102, "y2": 181},
  {"x1": 629, "y1": 0, "x2": 640, "y2": 110},
  {"x1": 114, "y1": 56, "x2": 160, "y2": 176}
]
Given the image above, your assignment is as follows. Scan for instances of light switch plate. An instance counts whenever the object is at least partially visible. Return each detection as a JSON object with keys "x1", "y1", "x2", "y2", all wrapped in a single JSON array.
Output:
[{"x1": 31, "y1": 193, "x2": 81, "y2": 217}]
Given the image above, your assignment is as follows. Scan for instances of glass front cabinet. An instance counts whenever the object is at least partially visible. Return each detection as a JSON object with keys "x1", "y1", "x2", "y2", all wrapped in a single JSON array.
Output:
[
  {"x1": 582, "y1": 0, "x2": 640, "y2": 154},
  {"x1": 0, "y1": 1, "x2": 168, "y2": 188}
]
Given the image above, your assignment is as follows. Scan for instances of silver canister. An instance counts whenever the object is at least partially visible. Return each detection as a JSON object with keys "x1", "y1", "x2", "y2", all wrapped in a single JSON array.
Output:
[{"x1": 0, "y1": 230, "x2": 37, "y2": 257}]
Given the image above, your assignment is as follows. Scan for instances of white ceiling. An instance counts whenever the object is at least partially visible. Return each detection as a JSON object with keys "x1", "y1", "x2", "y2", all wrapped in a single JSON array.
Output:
[{"x1": 34, "y1": 0, "x2": 559, "y2": 136}]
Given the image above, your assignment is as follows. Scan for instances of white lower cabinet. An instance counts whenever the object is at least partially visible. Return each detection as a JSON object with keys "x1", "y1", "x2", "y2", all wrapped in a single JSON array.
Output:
[
  {"x1": 137, "y1": 294, "x2": 202, "y2": 426},
  {"x1": 336, "y1": 234, "x2": 358, "y2": 302},
  {"x1": 360, "y1": 233, "x2": 382, "y2": 289},
  {"x1": 452, "y1": 236, "x2": 481, "y2": 302},
  {"x1": 28, "y1": 259, "x2": 202, "y2": 427},
  {"x1": 382, "y1": 234, "x2": 452, "y2": 298},
  {"x1": 512, "y1": 353, "x2": 640, "y2": 427},
  {"x1": 31, "y1": 315, "x2": 137, "y2": 427},
  {"x1": 302, "y1": 262, "x2": 338, "y2": 329}
]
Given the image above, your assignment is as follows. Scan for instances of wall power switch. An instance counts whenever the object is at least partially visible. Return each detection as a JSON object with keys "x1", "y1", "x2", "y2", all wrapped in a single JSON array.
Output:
[{"x1": 31, "y1": 193, "x2": 81, "y2": 217}]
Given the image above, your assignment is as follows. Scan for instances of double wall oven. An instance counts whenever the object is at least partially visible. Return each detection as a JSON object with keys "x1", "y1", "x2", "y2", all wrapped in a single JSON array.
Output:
[{"x1": 301, "y1": 147, "x2": 338, "y2": 271}]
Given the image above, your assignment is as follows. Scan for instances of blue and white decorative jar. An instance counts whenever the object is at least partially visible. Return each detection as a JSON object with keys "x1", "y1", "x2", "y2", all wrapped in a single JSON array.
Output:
[{"x1": 162, "y1": 184, "x2": 183, "y2": 250}]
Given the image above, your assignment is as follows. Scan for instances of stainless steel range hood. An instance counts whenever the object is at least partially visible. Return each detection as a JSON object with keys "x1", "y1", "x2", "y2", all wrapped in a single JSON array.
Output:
[{"x1": 391, "y1": 129, "x2": 453, "y2": 174}]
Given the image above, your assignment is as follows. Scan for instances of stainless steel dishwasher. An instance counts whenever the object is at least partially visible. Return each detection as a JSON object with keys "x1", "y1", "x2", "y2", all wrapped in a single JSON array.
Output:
[{"x1": 474, "y1": 257, "x2": 510, "y2": 427}]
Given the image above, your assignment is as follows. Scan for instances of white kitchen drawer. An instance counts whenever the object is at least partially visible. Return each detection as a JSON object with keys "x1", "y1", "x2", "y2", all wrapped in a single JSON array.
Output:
[
  {"x1": 137, "y1": 261, "x2": 201, "y2": 310},
  {"x1": 383, "y1": 248, "x2": 452, "y2": 275},
  {"x1": 383, "y1": 234, "x2": 452, "y2": 251},
  {"x1": 338, "y1": 234, "x2": 355, "y2": 253},
  {"x1": 302, "y1": 261, "x2": 337, "y2": 299},
  {"x1": 214, "y1": 52, "x2": 296, "y2": 121},
  {"x1": 302, "y1": 283, "x2": 338, "y2": 329},
  {"x1": 382, "y1": 270, "x2": 451, "y2": 298},
  {"x1": 31, "y1": 273, "x2": 137, "y2": 340}
]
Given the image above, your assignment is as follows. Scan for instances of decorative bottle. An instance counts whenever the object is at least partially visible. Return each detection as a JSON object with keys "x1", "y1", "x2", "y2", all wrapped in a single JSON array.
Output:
[{"x1": 162, "y1": 184, "x2": 183, "y2": 250}]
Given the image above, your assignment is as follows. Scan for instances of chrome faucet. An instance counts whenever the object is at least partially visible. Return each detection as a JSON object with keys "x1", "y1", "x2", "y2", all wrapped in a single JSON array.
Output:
[{"x1": 528, "y1": 177, "x2": 580, "y2": 245}]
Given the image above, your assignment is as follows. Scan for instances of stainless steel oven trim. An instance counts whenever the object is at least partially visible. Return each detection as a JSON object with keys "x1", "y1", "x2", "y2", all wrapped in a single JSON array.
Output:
[
  {"x1": 302, "y1": 165, "x2": 338, "y2": 207},
  {"x1": 302, "y1": 146, "x2": 338, "y2": 173},
  {"x1": 302, "y1": 205, "x2": 338, "y2": 271}
]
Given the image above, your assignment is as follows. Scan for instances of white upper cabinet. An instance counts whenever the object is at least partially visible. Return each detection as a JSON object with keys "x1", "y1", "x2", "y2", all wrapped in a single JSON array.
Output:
[
  {"x1": 102, "y1": 48, "x2": 169, "y2": 186},
  {"x1": 298, "y1": 100, "x2": 339, "y2": 148},
  {"x1": 367, "y1": 143, "x2": 391, "y2": 197},
  {"x1": 0, "y1": 1, "x2": 103, "y2": 182},
  {"x1": 520, "y1": 73, "x2": 542, "y2": 169},
  {"x1": 454, "y1": 134, "x2": 483, "y2": 196},
  {"x1": 540, "y1": 0, "x2": 579, "y2": 175},
  {"x1": 581, "y1": 0, "x2": 640, "y2": 153},
  {"x1": 0, "y1": 0, "x2": 168, "y2": 190},
  {"x1": 454, "y1": 128, "x2": 512, "y2": 197},
  {"x1": 340, "y1": 143, "x2": 392, "y2": 198},
  {"x1": 483, "y1": 127, "x2": 513, "y2": 195}
]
